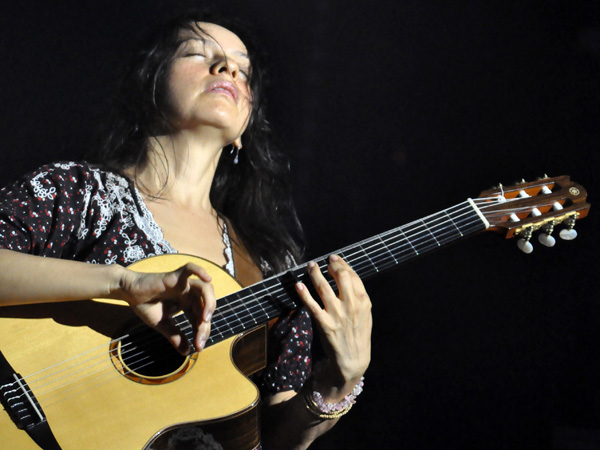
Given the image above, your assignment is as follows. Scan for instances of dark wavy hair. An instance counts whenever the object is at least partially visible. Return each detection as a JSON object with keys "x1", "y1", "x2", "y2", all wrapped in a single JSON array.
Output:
[{"x1": 91, "y1": 9, "x2": 303, "y2": 273}]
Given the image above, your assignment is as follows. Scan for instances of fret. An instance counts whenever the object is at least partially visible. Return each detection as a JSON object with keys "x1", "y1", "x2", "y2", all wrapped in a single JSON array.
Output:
[
  {"x1": 420, "y1": 218, "x2": 441, "y2": 247},
  {"x1": 425, "y1": 210, "x2": 462, "y2": 246},
  {"x1": 228, "y1": 291, "x2": 255, "y2": 329},
  {"x1": 398, "y1": 227, "x2": 420, "y2": 257},
  {"x1": 444, "y1": 208, "x2": 463, "y2": 237},
  {"x1": 173, "y1": 314, "x2": 196, "y2": 351},
  {"x1": 214, "y1": 298, "x2": 241, "y2": 335},
  {"x1": 376, "y1": 234, "x2": 398, "y2": 266},
  {"x1": 241, "y1": 286, "x2": 268, "y2": 325},
  {"x1": 354, "y1": 244, "x2": 378, "y2": 274},
  {"x1": 401, "y1": 221, "x2": 436, "y2": 255}
]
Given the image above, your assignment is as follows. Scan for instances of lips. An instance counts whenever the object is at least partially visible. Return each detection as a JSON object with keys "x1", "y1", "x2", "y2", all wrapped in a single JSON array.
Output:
[{"x1": 206, "y1": 80, "x2": 238, "y2": 103}]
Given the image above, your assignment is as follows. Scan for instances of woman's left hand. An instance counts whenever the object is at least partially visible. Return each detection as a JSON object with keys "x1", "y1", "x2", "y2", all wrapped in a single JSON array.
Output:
[{"x1": 295, "y1": 254, "x2": 372, "y2": 393}]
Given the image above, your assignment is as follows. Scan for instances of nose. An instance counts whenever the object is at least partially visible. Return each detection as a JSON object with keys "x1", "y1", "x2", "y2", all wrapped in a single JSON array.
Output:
[{"x1": 210, "y1": 57, "x2": 239, "y2": 79}]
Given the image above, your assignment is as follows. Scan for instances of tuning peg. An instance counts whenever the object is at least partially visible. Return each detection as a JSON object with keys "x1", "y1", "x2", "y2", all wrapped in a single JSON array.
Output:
[
  {"x1": 517, "y1": 239, "x2": 534, "y2": 253},
  {"x1": 538, "y1": 220, "x2": 556, "y2": 247},
  {"x1": 559, "y1": 215, "x2": 578, "y2": 241},
  {"x1": 538, "y1": 234, "x2": 556, "y2": 247},
  {"x1": 517, "y1": 227, "x2": 534, "y2": 254},
  {"x1": 559, "y1": 229, "x2": 577, "y2": 240}
]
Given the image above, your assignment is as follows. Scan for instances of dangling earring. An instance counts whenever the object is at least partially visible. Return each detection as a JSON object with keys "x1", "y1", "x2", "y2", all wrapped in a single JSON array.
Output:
[{"x1": 231, "y1": 138, "x2": 242, "y2": 164}]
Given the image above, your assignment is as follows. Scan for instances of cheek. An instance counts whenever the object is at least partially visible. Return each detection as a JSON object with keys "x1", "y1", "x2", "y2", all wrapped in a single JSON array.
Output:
[
  {"x1": 239, "y1": 87, "x2": 253, "y2": 118},
  {"x1": 165, "y1": 72, "x2": 198, "y2": 116}
]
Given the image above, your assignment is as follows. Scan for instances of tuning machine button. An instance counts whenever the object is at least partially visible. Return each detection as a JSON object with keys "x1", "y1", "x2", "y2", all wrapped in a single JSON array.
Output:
[
  {"x1": 559, "y1": 229, "x2": 577, "y2": 240},
  {"x1": 517, "y1": 227, "x2": 534, "y2": 254},
  {"x1": 538, "y1": 220, "x2": 556, "y2": 247},
  {"x1": 559, "y1": 215, "x2": 578, "y2": 241}
]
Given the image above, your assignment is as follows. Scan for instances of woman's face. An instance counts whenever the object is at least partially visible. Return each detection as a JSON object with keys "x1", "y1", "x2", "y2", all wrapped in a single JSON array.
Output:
[{"x1": 165, "y1": 22, "x2": 252, "y2": 143}]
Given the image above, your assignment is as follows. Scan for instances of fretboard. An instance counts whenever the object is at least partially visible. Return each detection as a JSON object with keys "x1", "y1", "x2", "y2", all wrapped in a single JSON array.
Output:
[{"x1": 194, "y1": 199, "x2": 487, "y2": 348}]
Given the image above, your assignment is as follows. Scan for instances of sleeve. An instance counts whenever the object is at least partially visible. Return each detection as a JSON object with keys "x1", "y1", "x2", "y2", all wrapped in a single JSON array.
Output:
[
  {"x1": 253, "y1": 307, "x2": 314, "y2": 395},
  {"x1": 0, "y1": 162, "x2": 94, "y2": 258}
]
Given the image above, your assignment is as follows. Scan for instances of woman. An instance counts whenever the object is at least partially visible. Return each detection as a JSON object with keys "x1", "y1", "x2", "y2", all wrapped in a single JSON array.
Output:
[{"x1": 0, "y1": 10, "x2": 372, "y2": 449}]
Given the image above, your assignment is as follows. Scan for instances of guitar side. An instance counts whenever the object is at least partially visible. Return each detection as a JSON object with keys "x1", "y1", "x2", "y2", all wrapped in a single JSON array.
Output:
[{"x1": 0, "y1": 254, "x2": 264, "y2": 450}]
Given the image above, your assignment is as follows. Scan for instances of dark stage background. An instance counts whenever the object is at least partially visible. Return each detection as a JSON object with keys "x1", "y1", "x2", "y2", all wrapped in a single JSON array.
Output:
[{"x1": 1, "y1": 2, "x2": 599, "y2": 449}]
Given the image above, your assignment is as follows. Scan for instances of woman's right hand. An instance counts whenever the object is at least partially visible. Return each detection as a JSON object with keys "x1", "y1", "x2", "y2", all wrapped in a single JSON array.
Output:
[{"x1": 115, "y1": 263, "x2": 216, "y2": 355}]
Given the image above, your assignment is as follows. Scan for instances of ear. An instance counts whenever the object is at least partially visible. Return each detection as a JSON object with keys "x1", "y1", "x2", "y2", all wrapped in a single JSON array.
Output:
[{"x1": 233, "y1": 137, "x2": 243, "y2": 149}]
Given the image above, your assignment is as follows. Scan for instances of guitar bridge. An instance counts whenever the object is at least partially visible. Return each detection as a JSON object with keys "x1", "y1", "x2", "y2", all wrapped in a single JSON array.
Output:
[
  {"x1": 1, "y1": 372, "x2": 46, "y2": 430},
  {"x1": 1, "y1": 350, "x2": 62, "y2": 449}
]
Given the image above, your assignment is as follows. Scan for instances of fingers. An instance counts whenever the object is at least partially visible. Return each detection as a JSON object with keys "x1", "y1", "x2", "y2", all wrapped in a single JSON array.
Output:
[
  {"x1": 165, "y1": 262, "x2": 212, "y2": 291},
  {"x1": 128, "y1": 262, "x2": 216, "y2": 354},
  {"x1": 153, "y1": 315, "x2": 192, "y2": 355},
  {"x1": 296, "y1": 255, "x2": 373, "y2": 382},
  {"x1": 296, "y1": 254, "x2": 372, "y2": 325},
  {"x1": 186, "y1": 277, "x2": 215, "y2": 351},
  {"x1": 297, "y1": 255, "x2": 365, "y2": 304},
  {"x1": 327, "y1": 255, "x2": 367, "y2": 298}
]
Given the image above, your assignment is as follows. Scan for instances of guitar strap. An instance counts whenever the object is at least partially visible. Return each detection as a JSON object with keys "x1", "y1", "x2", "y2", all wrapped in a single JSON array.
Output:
[{"x1": 0, "y1": 350, "x2": 63, "y2": 450}]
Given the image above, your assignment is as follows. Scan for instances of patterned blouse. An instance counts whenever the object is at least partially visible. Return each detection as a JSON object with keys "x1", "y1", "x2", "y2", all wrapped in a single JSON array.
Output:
[{"x1": 0, "y1": 161, "x2": 312, "y2": 395}]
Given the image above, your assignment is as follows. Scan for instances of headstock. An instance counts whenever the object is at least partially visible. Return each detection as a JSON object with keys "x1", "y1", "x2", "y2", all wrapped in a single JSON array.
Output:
[{"x1": 474, "y1": 175, "x2": 590, "y2": 253}]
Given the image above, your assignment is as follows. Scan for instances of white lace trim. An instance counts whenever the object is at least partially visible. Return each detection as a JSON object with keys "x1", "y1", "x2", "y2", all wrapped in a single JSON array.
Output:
[
  {"x1": 70, "y1": 162, "x2": 175, "y2": 265},
  {"x1": 67, "y1": 162, "x2": 235, "y2": 271},
  {"x1": 221, "y1": 221, "x2": 235, "y2": 278}
]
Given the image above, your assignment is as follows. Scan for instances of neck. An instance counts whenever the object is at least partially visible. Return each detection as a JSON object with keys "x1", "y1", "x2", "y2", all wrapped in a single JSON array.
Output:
[{"x1": 132, "y1": 130, "x2": 227, "y2": 211}]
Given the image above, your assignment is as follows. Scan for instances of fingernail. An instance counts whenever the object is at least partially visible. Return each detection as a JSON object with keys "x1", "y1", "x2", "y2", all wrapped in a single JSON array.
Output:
[
  {"x1": 330, "y1": 254, "x2": 339, "y2": 262},
  {"x1": 199, "y1": 337, "x2": 206, "y2": 351},
  {"x1": 307, "y1": 261, "x2": 316, "y2": 270},
  {"x1": 205, "y1": 311, "x2": 212, "y2": 322},
  {"x1": 296, "y1": 282, "x2": 304, "y2": 291}
]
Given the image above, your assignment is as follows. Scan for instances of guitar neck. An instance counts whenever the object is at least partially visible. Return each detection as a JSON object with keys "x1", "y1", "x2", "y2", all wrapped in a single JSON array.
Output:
[{"x1": 203, "y1": 199, "x2": 487, "y2": 347}]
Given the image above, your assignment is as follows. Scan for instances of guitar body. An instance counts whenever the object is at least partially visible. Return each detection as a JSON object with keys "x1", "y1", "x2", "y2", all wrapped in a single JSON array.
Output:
[{"x1": 0, "y1": 254, "x2": 265, "y2": 450}]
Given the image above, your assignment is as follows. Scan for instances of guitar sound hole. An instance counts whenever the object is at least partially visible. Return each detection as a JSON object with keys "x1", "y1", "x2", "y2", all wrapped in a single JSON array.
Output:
[{"x1": 110, "y1": 324, "x2": 197, "y2": 384}]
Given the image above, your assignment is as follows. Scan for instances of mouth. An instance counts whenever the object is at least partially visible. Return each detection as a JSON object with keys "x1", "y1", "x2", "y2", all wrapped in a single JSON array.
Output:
[{"x1": 206, "y1": 80, "x2": 239, "y2": 103}]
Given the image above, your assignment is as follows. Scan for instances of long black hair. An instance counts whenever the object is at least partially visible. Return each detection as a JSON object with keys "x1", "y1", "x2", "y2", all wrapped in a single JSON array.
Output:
[{"x1": 91, "y1": 9, "x2": 303, "y2": 273}]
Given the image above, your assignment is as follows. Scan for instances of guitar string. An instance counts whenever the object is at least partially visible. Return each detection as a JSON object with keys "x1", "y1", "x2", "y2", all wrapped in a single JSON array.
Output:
[
  {"x1": 205, "y1": 196, "x2": 548, "y2": 335},
  {"x1": 4, "y1": 329, "x2": 188, "y2": 408},
  {"x1": 30, "y1": 192, "x2": 564, "y2": 406},
  {"x1": 206, "y1": 202, "x2": 485, "y2": 332},
  {"x1": 28, "y1": 338, "x2": 180, "y2": 409},
  {"x1": 1, "y1": 195, "x2": 553, "y2": 406},
  {"x1": 4, "y1": 202, "x2": 487, "y2": 401},
  {"x1": 4, "y1": 331, "x2": 173, "y2": 404},
  {"x1": 3, "y1": 198, "x2": 551, "y2": 409},
  {"x1": 7, "y1": 191, "x2": 549, "y2": 390},
  {"x1": 127, "y1": 200, "x2": 499, "y2": 350},
  {"x1": 1, "y1": 197, "x2": 516, "y2": 396},
  {"x1": 1, "y1": 196, "x2": 532, "y2": 405},
  {"x1": 165, "y1": 196, "x2": 536, "y2": 345},
  {"x1": 5, "y1": 317, "x2": 165, "y2": 389}
]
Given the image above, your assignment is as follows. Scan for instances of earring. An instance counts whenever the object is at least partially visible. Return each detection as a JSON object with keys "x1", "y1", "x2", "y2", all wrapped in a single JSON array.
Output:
[{"x1": 231, "y1": 139, "x2": 243, "y2": 164}]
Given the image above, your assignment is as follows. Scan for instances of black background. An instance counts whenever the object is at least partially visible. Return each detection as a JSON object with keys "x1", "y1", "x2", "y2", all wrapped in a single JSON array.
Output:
[{"x1": 1, "y1": 1, "x2": 599, "y2": 449}]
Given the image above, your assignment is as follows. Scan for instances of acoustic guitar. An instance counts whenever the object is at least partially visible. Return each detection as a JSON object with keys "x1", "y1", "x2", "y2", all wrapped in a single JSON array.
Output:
[{"x1": 0, "y1": 175, "x2": 590, "y2": 449}]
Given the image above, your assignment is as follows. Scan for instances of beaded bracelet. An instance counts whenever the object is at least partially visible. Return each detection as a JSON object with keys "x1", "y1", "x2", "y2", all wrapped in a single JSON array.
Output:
[{"x1": 302, "y1": 377, "x2": 365, "y2": 420}]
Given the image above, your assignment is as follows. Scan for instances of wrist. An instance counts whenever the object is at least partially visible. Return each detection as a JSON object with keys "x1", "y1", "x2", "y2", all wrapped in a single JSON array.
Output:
[
  {"x1": 310, "y1": 362, "x2": 365, "y2": 404},
  {"x1": 104, "y1": 264, "x2": 130, "y2": 302}
]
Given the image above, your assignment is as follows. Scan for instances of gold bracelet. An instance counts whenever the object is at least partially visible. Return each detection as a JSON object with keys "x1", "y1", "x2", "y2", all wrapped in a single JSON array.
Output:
[{"x1": 302, "y1": 388, "x2": 353, "y2": 420}]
